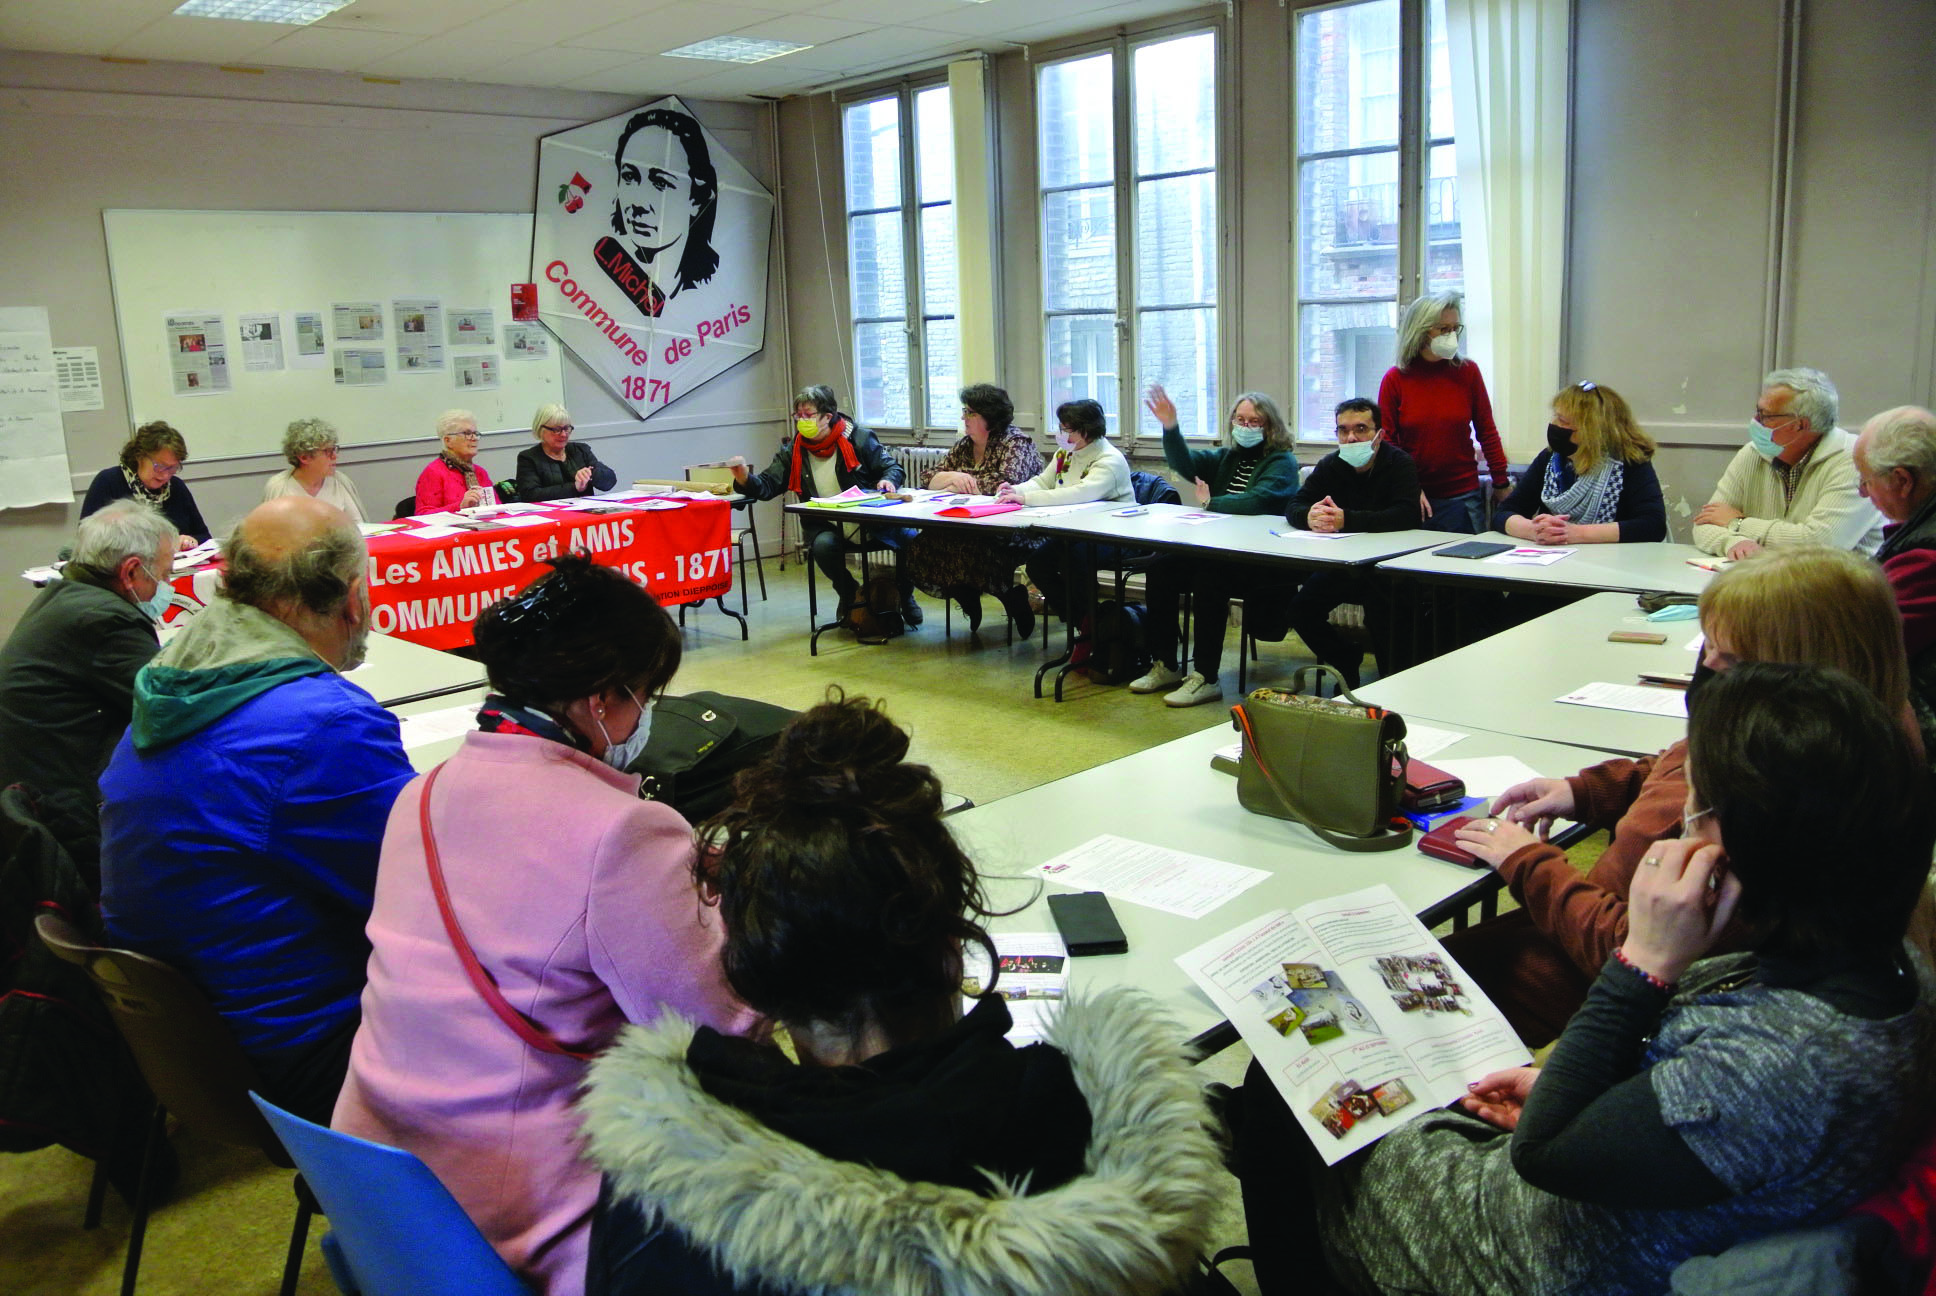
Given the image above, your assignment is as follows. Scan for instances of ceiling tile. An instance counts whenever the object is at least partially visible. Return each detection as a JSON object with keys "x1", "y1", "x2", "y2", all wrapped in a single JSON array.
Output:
[
  {"x1": 444, "y1": 0, "x2": 676, "y2": 46},
  {"x1": 794, "y1": 24, "x2": 969, "y2": 73},
  {"x1": 557, "y1": 56, "x2": 712, "y2": 95},
  {"x1": 565, "y1": 2, "x2": 786, "y2": 57},
  {"x1": 667, "y1": 59, "x2": 822, "y2": 98},
  {"x1": 359, "y1": 35, "x2": 531, "y2": 81},
  {"x1": 312, "y1": 0, "x2": 508, "y2": 37},
  {"x1": 914, "y1": 0, "x2": 1118, "y2": 37},
  {"x1": 0, "y1": 0, "x2": 175, "y2": 53},
  {"x1": 726, "y1": 13, "x2": 872, "y2": 46},
  {"x1": 810, "y1": 0, "x2": 979, "y2": 22},
  {"x1": 248, "y1": 24, "x2": 426, "y2": 72},
  {"x1": 107, "y1": 15, "x2": 289, "y2": 63},
  {"x1": 465, "y1": 44, "x2": 643, "y2": 88}
]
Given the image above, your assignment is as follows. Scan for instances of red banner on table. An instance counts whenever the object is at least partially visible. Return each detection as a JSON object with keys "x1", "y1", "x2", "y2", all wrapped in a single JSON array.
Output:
[{"x1": 361, "y1": 499, "x2": 732, "y2": 650}]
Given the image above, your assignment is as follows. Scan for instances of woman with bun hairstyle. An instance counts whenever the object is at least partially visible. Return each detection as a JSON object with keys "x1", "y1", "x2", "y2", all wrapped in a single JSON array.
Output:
[
  {"x1": 580, "y1": 691, "x2": 1223, "y2": 1296},
  {"x1": 332, "y1": 555, "x2": 753, "y2": 1296}
]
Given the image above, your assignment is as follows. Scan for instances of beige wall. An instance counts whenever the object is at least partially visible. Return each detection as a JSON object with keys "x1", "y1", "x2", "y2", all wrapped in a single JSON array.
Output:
[
  {"x1": 775, "y1": 0, "x2": 1936, "y2": 536},
  {"x1": 0, "y1": 52, "x2": 791, "y2": 630}
]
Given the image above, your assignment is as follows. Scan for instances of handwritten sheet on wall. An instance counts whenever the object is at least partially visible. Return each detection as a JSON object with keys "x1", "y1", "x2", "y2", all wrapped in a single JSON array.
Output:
[{"x1": 0, "y1": 307, "x2": 75, "y2": 509}]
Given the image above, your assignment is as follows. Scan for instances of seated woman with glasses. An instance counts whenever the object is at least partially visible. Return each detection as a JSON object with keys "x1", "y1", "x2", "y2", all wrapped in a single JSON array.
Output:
[
  {"x1": 1237, "y1": 659, "x2": 1936, "y2": 1296},
  {"x1": 1130, "y1": 383, "x2": 1302, "y2": 708},
  {"x1": 1497, "y1": 382, "x2": 1666, "y2": 545},
  {"x1": 413, "y1": 408, "x2": 493, "y2": 513},
  {"x1": 580, "y1": 691, "x2": 1223, "y2": 1296},
  {"x1": 332, "y1": 555, "x2": 754, "y2": 1296},
  {"x1": 81, "y1": 420, "x2": 210, "y2": 547},
  {"x1": 262, "y1": 417, "x2": 365, "y2": 524},
  {"x1": 1015, "y1": 399, "x2": 1136, "y2": 642},
  {"x1": 1378, "y1": 290, "x2": 1511, "y2": 534},
  {"x1": 516, "y1": 403, "x2": 616, "y2": 502}
]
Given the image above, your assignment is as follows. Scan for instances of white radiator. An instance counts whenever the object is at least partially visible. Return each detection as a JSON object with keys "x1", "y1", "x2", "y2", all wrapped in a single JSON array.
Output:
[{"x1": 890, "y1": 445, "x2": 950, "y2": 485}]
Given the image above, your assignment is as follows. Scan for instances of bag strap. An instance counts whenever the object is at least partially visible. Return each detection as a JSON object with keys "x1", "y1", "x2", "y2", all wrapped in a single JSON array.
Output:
[
  {"x1": 419, "y1": 763, "x2": 594, "y2": 1061},
  {"x1": 1230, "y1": 705, "x2": 1413, "y2": 853},
  {"x1": 1290, "y1": 663, "x2": 1380, "y2": 712}
]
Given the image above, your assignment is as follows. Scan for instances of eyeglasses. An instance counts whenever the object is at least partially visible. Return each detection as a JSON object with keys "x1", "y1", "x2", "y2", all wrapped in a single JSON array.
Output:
[
  {"x1": 448, "y1": 430, "x2": 482, "y2": 441},
  {"x1": 1426, "y1": 323, "x2": 1466, "y2": 338},
  {"x1": 543, "y1": 423, "x2": 574, "y2": 434}
]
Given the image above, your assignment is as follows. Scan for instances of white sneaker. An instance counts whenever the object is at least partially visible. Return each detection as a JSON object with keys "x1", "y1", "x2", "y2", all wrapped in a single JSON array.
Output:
[
  {"x1": 1128, "y1": 662, "x2": 1184, "y2": 694},
  {"x1": 1164, "y1": 672, "x2": 1224, "y2": 708}
]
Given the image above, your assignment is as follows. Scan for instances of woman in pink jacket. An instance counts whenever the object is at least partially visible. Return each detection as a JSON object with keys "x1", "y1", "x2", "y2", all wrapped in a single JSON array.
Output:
[{"x1": 332, "y1": 554, "x2": 754, "y2": 1295}]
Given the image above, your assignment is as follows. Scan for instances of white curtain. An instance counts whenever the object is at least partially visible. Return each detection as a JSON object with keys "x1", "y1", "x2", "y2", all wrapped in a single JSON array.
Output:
[{"x1": 1443, "y1": 0, "x2": 1571, "y2": 458}]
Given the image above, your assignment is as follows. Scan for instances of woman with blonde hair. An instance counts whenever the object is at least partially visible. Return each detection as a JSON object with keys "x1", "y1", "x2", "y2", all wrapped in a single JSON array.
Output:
[
  {"x1": 515, "y1": 403, "x2": 616, "y2": 502},
  {"x1": 1499, "y1": 381, "x2": 1666, "y2": 544},
  {"x1": 262, "y1": 417, "x2": 365, "y2": 523},
  {"x1": 1442, "y1": 545, "x2": 1921, "y2": 1046}
]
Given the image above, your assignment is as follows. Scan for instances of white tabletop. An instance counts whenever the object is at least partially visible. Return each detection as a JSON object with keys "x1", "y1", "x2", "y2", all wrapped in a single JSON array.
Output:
[
  {"x1": 950, "y1": 719, "x2": 1623, "y2": 1045},
  {"x1": 1029, "y1": 504, "x2": 1447, "y2": 568},
  {"x1": 1376, "y1": 532, "x2": 1718, "y2": 596},
  {"x1": 1355, "y1": 591, "x2": 1695, "y2": 757},
  {"x1": 782, "y1": 496, "x2": 1112, "y2": 534},
  {"x1": 342, "y1": 632, "x2": 488, "y2": 707}
]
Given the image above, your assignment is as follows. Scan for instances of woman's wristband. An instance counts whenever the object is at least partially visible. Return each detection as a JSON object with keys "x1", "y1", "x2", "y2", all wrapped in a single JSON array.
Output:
[{"x1": 1613, "y1": 947, "x2": 1675, "y2": 994}]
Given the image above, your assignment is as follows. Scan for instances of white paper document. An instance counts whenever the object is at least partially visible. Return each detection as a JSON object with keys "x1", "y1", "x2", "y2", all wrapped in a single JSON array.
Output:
[
  {"x1": 394, "y1": 703, "x2": 480, "y2": 751},
  {"x1": 52, "y1": 346, "x2": 104, "y2": 411},
  {"x1": 164, "y1": 311, "x2": 231, "y2": 395},
  {"x1": 446, "y1": 308, "x2": 496, "y2": 346},
  {"x1": 238, "y1": 313, "x2": 284, "y2": 371},
  {"x1": 1556, "y1": 680, "x2": 1688, "y2": 719},
  {"x1": 172, "y1": 538, "x2": 222, "y2": 571},
  {"x1": 1034, "y1": 834, "x2": 1269, "y2": 920},
  {"x1": 1401, "y1": 722, "x2": 1468, "y2": 760},
  {"x1": 333, "y1": 348, "x2": 386, "y2": 386},
  {"x1": 400, "y1": 525, "x2": 465, "y2": 540},
  {"x1": 407, "y1": 511, "x2": 472, "y2": 525},
  {"x1": 292, "y1": 312, "x2": 328, "y2": 369},
  {"x1": 1487, "y1": 546, "x2": 1573, "y2": 566},
  {"x1": 1430, "y1": 755, "x2": 1545, "y2": 800},
  {"x1": 0, "y1": 306, "x2": 75, "y2": 508},
  {"x1": 332, "y1": 301, "x2": 383, "y2": 341},
  {"x1": 1175, "y1": 885, "x2": 1530, "y2": 1163},
  {"x1": 962, "y1": 932, "x2": 1070, "y2": 1046}
]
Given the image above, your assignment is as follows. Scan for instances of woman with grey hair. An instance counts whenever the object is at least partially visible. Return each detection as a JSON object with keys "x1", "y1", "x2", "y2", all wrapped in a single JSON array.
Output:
[
  {"x1": 1131, "y1": 383, "x2": 1303, "y2": 707},
  {"x1": 515, "y1": 403, "x2": 617, "y2": 501},
  {"x1": 81, "y1": 420, "x2": 210, "y2": 546},
  {"x1": 263, "y1": 417, "x2": 366, "y2": 524},
  {"x1": 1378, "y1": 290, "x2": 1511, "y2": 534},
  {"x1": 414, "y1": 409, "x2": 494, "y2": 513}
]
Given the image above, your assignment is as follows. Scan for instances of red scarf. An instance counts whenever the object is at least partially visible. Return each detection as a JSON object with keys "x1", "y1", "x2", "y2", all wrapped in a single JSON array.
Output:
[{"x1": 786, "y1": 417, "x2": 861, "y2": 495}]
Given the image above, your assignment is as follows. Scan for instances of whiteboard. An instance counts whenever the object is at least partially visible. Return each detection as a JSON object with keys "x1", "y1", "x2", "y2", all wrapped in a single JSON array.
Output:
[{"x1": 103, "y1": 210, "x2": 565, "y2": 460}]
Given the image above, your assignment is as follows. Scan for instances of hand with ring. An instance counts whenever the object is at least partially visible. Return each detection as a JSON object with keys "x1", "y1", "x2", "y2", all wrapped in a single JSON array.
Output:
[{"x1": 1453, "y1": 815, "x2": 1539, "y2": 870}]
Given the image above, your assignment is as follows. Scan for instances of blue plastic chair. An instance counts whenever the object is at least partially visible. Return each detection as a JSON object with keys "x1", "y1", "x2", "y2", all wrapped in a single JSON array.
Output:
[{"x1": 250, "y1": 1094, "x2": 531, "y2": 1296}]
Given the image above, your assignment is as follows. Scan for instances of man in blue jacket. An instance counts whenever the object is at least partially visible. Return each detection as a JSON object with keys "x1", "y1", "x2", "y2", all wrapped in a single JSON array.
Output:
[{"x1": 99, "y1": 496, "x2": 414, "y2": 1123}]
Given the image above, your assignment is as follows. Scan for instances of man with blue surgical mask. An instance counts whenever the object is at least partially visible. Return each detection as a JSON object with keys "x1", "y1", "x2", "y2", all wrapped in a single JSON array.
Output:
[
  {"x1": 0, "y1": 500, "x2": 177, "y2": 869},
  {"x1": 1282, "y1": 398, "x2": 1424, "y2": 688},
  {"x1": 1692, "y1": 367, "x2": 1884, "y2": 560}
]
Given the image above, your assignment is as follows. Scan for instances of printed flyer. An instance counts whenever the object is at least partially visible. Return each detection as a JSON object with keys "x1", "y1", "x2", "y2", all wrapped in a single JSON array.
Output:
[
  {"x1": 1176, "y1": 884, "x2": 1530, "y2": 1164},
  {"x1": 164, "y1": 312, "x2": 230, "y2": 395}
]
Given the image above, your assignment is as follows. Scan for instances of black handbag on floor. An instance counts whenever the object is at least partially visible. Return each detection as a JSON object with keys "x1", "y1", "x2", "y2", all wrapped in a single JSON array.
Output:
[{"x1": 624, "y1": 691, "x2": 797, "y2": 823}]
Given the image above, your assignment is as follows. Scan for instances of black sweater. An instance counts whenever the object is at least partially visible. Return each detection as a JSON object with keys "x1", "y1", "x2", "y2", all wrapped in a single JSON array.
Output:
[
  {"x1": 80, "y1": 468, "x2": 211, "y2": 543},
  {"x1": 1500, "y1": 449, "x2": 1667, "y2": 543},
  {"x1": 514, "y1": 442, "x2": 618, "y2": 501},
  {"x1": 1284, "y1": 443, "x2": 1422, "y2": 532}
]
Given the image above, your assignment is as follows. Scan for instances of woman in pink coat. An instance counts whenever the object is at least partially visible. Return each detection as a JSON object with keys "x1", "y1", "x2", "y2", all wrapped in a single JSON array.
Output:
[{"x1": 333, "y1": 554, "x2": 755, "y2": 1295}]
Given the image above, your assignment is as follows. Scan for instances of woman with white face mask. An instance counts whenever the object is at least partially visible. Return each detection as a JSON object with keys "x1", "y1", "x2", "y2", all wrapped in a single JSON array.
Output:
[
  {"x1": 1010, "y1": 399, "x2": 1135, "y2": 644},
  {"x1": 1130, "y1": 385, "x2": 1301, "y2": 707},
  {"x1": 1379, "y1": 290, "x2": 1512, "y2": 534},
  {"x1": 333, "y1": 554, "x2": 755, "y2": 1296}
]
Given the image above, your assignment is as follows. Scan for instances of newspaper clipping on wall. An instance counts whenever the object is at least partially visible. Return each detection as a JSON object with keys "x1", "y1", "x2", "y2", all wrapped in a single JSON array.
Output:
[{"x1": 164, "y1": 312, "x2": 230, "y2": 395}]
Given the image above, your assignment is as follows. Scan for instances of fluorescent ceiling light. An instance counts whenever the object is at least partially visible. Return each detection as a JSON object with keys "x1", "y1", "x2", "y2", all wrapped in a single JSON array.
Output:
[
  {"x1": 661, "y1": 35, "x2": 812, "y2": 64},
  {"x1": 172, "y1": 0, "x2": 353, "y2": 23}
]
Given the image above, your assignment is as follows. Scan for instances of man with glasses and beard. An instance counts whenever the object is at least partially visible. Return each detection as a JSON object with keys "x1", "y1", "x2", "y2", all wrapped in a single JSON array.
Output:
[{"x1": 98, "y1": 496, "x2": 413, "y2": 1122}]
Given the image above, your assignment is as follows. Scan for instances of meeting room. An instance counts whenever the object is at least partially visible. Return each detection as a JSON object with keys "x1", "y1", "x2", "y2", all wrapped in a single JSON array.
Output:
[{"x1": 3, "y1": 1, "x2": 1934, "y2": 1294}]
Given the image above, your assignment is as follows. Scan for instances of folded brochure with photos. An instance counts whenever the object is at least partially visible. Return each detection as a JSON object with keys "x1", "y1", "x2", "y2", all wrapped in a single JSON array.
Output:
[{"x1": 1176, "y1": 884, "x2": 1531, "y2": 1163}]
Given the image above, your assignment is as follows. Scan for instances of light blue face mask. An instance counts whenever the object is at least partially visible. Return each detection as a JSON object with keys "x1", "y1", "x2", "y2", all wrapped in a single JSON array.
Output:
[
  {"x1": 1338, "y1": 436, "x2": 1378, "y2": 468},
  {"x1": 598, "y1": 690, "x2": 654, "y2": 770},
  {"x1": 1230, "y1": 424, "x2": 1264, "y2": 449},
  {"x1": 135, "y1": 563, "x2": 173, "y2": 621},
  {"x1": 1748, "y1": 419, "x2": 1784, "y2": 461}
]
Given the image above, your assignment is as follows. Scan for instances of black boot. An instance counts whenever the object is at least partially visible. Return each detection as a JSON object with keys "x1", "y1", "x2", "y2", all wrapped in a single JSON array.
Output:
[
  {"x1": 900, "y1": 593, "x2": 924, "y2": 627},
  {"x1": 997, "y1": 584, "x2": 1035, "y2": 639},
  {"x1": 950, "y1": 586, "x2": 983, "y2": 633}
]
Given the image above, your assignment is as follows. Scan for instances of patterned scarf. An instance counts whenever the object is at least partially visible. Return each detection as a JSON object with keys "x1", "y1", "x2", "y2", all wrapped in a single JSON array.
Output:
[
  {"x1": 786, "y1": 417, "x2": 861, "y2": 495},
  {"x1": 122, "y1": 465, "x2": 172, "y2": 508},
  {"x1": 476, "y1": 694, "x2": 584, "y2": 751},
  {"x1": 439, "y1": 451, "x2": 480, "y2": 490},
  {"x1": 1541, "y1": 453, "x2": 1625, "y2": 525}
]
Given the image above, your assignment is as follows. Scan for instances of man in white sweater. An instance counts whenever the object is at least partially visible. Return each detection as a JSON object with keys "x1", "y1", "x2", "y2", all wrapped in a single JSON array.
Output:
[{"x1": 1691, "y1": 367, "x2": 1884, "y2": 559}]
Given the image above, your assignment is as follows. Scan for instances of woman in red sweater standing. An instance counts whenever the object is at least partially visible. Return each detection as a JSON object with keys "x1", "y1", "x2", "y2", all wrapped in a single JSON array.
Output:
[{"x1": 1378, "y1": 290, "x2": 1512, "y2": 533}]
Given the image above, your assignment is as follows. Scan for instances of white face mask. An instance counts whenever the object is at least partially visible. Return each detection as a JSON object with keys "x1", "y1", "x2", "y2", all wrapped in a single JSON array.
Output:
[
  {"x1": 1338, "y1": 436, "x2": 1378, "y2": 469},
  {"x1": 596, "y1": 690, "x2": 654, "y2": 770},
  {"x1": 1230, "y1": 424, "x2": 1264, "y2": 449},
  {"x1": 1428, "y1": 331, "x2": 1461, "y2": 360},
  {"x1": 1055, "y1": 429, "x2": 1078, "y2": 452}
]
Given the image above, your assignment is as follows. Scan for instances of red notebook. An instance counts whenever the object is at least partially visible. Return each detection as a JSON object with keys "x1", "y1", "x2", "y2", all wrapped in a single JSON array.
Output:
[{"x1": 935, "y1": 501, "x2": 1024, "y2": 518}]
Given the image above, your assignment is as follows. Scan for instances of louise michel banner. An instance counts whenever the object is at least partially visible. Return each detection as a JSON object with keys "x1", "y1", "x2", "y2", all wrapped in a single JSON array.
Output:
[
  {"x1": 360, "y1": 500, "x2": 732, "y2": 651},
  {"x1": 533, "y1": 97, "x2": 774, "y2": 420}
]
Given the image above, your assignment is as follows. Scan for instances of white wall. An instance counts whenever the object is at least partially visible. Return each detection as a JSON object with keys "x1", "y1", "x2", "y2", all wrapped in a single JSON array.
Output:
[{"x1": 0, "y1": 51, "x2": 792, "y2": 630}]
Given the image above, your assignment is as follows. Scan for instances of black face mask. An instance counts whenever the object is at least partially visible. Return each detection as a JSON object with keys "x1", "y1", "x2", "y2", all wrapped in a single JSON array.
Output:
[
  {"x1": 1546, "y1": 423, "x2": 1577, "y2": 458},
  {"x1": 1684, "y1": 656, "x2": 1716, "y2": 714}
]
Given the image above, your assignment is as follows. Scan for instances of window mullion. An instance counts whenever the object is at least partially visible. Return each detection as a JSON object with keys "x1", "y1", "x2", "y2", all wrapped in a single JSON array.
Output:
[
  {"x1": 1113, "y1": 36, "x2": 1136, "y2": 437},
  {"x1": 897, "y1": 85, "x2": 926, "y2": 431},
  {"x1": 1396, "y1": 0, "x2": 1426, "y2": 301}
]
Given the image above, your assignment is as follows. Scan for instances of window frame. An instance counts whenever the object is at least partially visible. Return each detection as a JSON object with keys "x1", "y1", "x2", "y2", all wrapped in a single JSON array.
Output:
[
  {"x1": 1035, "y1": 18, "x2": 1229, "y2": 445},
  {"x1": 1290, "y1": 0, "x2": 1457, "y2": 444},
  {"x1": 838, "y1": 75, "x2": 957, "y2": 434}
]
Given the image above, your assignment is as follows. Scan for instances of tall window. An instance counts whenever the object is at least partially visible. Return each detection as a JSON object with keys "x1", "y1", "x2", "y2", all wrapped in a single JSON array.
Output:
[
  {"x1": 1293, "y1": 0, "x2": 1459, "y2": 438},
  {"x1": 1039, "y1": 29, "x2": 1220, "y2": 438},
  {"x1": 843, "y1": 84, "x2": 958, "y2": 429}
]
